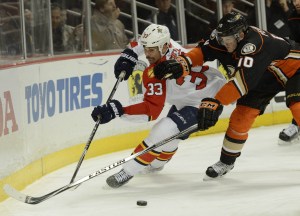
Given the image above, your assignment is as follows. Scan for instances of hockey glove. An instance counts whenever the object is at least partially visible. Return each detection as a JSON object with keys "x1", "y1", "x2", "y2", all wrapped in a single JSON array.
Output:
[
  {"x1": 114, "y1": 48, "x2": 138, "y2": 80},
  {"x1": 153, "y1": 55, "x2": 191, "y2": 80},
  {"x1": 198, "y1": 98, "x2": 223, "y2": 130},
  {"x1": 91, "y1": 100, "x2": 124, "y2": 124}
]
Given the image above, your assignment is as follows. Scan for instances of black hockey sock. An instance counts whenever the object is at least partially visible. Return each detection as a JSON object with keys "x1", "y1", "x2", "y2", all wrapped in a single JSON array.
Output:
[{"x1": 220, "y1": 149, "x2": 240, "y2": 165}]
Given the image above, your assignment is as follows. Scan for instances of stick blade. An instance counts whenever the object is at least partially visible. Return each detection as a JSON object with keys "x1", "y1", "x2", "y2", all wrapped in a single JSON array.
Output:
[{"x1": 3, "y1": 184, "x2": 27, "y2": 203}]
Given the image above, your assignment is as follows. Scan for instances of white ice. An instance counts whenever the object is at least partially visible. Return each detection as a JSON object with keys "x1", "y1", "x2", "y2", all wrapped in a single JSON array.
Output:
[{"x1": 1, "y1": 124, "x2": 300, "y2": 216}]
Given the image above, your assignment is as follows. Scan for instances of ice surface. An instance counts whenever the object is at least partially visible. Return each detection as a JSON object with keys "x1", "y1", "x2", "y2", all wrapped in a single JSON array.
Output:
[{"x1": 1, "y1": 124, "x2": 300, "y2": 216}]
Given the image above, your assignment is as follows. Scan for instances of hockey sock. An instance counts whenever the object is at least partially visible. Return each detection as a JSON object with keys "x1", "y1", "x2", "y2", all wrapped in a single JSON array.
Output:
[
  {"x1": 220, "y1": 105, "x2": 259, "y2": 165},
  {"x1": 151, "y1": 145, "x2": 178, "y2": 168},
  {"x1": 123, "y1": 117, "x2": 180, "y2": 176}
]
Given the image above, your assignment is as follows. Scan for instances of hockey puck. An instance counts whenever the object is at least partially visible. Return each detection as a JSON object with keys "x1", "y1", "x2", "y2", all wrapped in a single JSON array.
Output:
[{"x1": 137, "y1": 200, "x2": 147, "y2": 206}]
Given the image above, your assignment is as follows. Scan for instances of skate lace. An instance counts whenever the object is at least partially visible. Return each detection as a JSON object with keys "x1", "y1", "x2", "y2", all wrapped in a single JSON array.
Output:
[
  {"x1": 283, "y1": 124, "x2": 299, "y2": 137},
  {"x1": 212, "y1": 161, "x2": 233, "y2": 174},
  {"x1": 114, "y1": 169, "x2": 132, "y2": 183}
]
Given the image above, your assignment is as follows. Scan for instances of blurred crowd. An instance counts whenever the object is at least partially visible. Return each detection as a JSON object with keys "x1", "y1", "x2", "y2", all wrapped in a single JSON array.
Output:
[{"x1": 0, "y1": 0, "x2": 299, "y2": 60}]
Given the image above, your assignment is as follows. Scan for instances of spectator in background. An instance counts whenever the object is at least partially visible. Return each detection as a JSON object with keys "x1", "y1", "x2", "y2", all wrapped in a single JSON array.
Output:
[
  {"x1": 154, "y1": 0, "x2": 178, "y2": 41},
  {"x1": 208, "y1": 0, "x2": 235, "y2": 37},
  {"x1": 222, "y1": 0, "x2": 256, "y2": 26},
  {"x1": 60, "y1": 7, "x2": 68, "y2": 25},
  {"x1": 288, "y1": 0, "x2": 300, "y2": 42},
  {"x1": 64, "y1": 1, "x2": 83, "y2": 28},
  {"x1": 116, "y1": 0, "x2": 152, "y2": 37},
  {"x1": 61, "y1": 7, "x2": 84, "y2": 52},
  {"x1": 91, "y1": 0, "x2": 128, "y2": 51},
  {"x1": 241, "y1": 0, "x2": 257, "y2": 26},
  {"x1": 24, "y1": 8, "x2": 34, "y2": 55},
  {"x1": 222, "y1": 0, "x2": 235, "y2": 15},
  {"x1": 0, "y1": 4, "x2": 33, "y2": 56},
  {"x1": 265, "y1": 0, "x2": 292, "y2": 39},
  {"x1": 51, "y1": 3, "x2": 76, "y2": 53},
  {"x1": 184, "y1": 0, "x2": 210, "y2": 43}
]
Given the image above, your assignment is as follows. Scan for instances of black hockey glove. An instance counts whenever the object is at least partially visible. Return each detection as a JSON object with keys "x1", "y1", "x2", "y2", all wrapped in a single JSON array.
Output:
[
  {"x1": 154, "y1": 59, "x2": 182, "y2": 80},
  {"x1": 114, "y1": 48, "x2": 138, "y2": 80},
  {"x1": 153, "y1": 55, "x2": 191, "y2": 80},
  {"x1": 198, "y1": 98, "x2": 223, "y2": 130},
  {"x1": 91, "y1": 100, "x2": 124, "y2": 124}
]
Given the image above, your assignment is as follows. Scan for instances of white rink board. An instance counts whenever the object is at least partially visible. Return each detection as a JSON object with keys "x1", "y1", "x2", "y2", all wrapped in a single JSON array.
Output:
[{"x1": 0, "y1": 55, "x2": 288, "y2": 179}]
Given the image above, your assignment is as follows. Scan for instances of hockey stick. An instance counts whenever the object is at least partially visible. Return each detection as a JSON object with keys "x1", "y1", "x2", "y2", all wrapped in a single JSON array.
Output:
[
  {"x1": 69, "y1": 71, "x2": 126, "y2": 184},
  {"x1": 3, "y1": 124, "x2": 198, "y2": 205}
]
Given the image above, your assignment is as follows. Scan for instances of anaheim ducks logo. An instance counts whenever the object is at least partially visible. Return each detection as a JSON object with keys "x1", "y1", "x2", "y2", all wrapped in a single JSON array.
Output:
[
  {"x1": 218, "y1": 64, "x2": 236, "y2": 80},
  {"x1": 228, "y1": 13, "x2": 241, "y2": 23},
  {"x1": 226, "y1": 65, "x2": 236, "y2": 79},
  {"x1": 241, "y1": 43, "x2": 256, "y2": 55}
]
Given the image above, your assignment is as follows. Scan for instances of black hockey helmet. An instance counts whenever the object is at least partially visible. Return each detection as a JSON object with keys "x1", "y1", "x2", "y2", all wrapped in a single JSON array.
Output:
[{"x1": 216, "y1": 12, "x2": 248, "y2": 37}]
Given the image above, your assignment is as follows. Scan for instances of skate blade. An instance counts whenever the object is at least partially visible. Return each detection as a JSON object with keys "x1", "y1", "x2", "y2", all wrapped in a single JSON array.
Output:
[
  {"x1": 203, "y1": 166, "x2": 234, "y2": 181},
  {"x1": 278, "y1": 136, "x2": 300, "y2": 146},
  {"x1": 138, "y1": 167, "x2": 164, "y2": 175},
  {"x1": 202, "y1": 174, "x2": 224, "y2": 181},
  {"x1": 102, "y1": 184, "x2": 114, "y2": 190},
  {"x1": 203, "y1": 175, "x2": 215, "y2": 181}
]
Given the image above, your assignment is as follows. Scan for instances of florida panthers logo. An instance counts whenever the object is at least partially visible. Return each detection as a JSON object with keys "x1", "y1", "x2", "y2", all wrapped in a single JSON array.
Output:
[{"x1": 128, "y1": 60, "x2": 147, "y2": 97}]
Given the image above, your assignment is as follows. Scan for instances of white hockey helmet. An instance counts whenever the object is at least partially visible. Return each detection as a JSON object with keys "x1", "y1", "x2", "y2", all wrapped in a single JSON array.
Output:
[{"x1": 140, "y1": 24, "x2": 171, "y2": 56}]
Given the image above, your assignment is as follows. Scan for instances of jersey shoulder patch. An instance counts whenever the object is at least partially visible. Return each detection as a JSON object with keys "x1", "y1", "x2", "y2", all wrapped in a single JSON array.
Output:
[
  {"x1": 147, "y1": 67, "x2": 155, "y2": 78},
  {"x1": 241, "y1": 43, "x2": 256, "y2": 55},
  {"x1": 238, "y1": 27, "x2": 264, "y2": 55}
]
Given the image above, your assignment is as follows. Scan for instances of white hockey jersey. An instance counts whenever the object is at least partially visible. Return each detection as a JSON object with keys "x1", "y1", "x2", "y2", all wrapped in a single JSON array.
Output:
[{"x1": 121, "y1": 39, "x2": 226, "y2": 122}]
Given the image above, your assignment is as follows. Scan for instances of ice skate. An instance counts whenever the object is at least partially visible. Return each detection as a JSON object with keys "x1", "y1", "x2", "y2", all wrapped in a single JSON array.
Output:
[
  {"x1": 278, "y1": 124, "x2": 300, "y2": 145},
  {"x1": 106, "y1": 169, "x2": 133, "y2": 188},
  {"x1": 140, "y1": 165, "x2": 164, "y2": 174},
  {"x1": 203, "y1": 161, "x2": 234, "y2": 181}
]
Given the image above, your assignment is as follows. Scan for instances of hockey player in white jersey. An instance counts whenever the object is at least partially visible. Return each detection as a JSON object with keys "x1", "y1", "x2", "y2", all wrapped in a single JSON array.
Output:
[{"x1": 91, "y1": 24, "x2": 226, "y2": 188}]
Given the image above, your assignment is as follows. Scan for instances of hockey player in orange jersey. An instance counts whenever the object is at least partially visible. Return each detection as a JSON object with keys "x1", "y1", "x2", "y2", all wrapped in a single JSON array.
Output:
[
  {"x1": 91, "y1": 24, "x2": 226, "y2": 188},
  {"x1": 154, "y1": 12, "x2": 300, "y2": 180}
]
